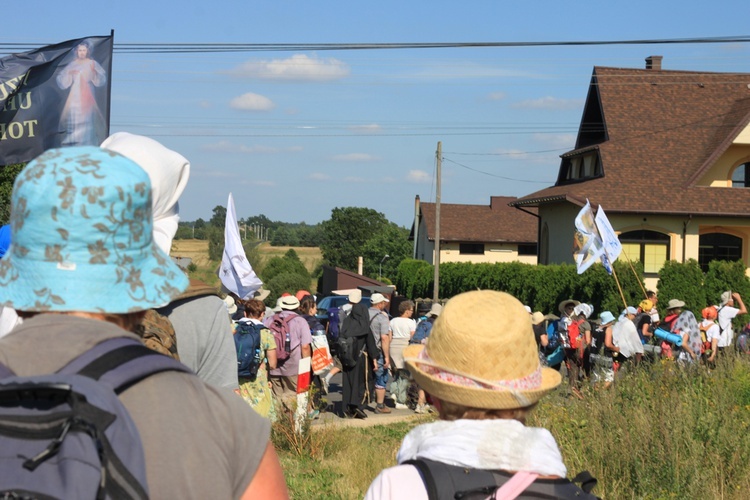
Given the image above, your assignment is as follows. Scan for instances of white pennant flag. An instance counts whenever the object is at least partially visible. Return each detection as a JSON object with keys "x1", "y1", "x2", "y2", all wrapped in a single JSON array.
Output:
[
  {"x1": 219, "y1": 193, "x2": 263, "y2": 299},
  {"x1": 594, "y1": 205, "x2": 622, "y2": 267},
  {"x1": 572, "y1": 200, "x2": 606, "y2": 274}
]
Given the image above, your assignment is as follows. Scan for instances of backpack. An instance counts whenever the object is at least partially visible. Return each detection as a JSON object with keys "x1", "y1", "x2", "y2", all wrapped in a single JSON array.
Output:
[
  {"x1": 234, "y1": 320, "x2": 264, "y2": 379},
  {"x1": 546, "y1": 320, "x2": 561, "y2": 350},
  {"x1": 0, "y1": 337, "x2": 190, "y2": 499},
  {"x1": 410, "y1": 318, "x2": 434, "y2": 345},
  {"x1": 268, "y1": 312, "x2": 294, "y2": 362},
  {"x1": 327, "y1": 306, "x2": 342, "y2": 340},
  {"x1": 405, "y1": 458, "x2": 599, "y2": 500},
  {"x1": 568, "y1": 319, "x2": 583, "y2": 350},
  {"x1": 699, "y1": 321, "x2": 714, "y2": 354}
]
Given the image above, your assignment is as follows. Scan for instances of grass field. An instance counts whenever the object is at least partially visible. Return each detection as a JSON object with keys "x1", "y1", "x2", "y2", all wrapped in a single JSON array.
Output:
[{"x1": 170, "y1": 239, "x2": 323, "y2": 288}]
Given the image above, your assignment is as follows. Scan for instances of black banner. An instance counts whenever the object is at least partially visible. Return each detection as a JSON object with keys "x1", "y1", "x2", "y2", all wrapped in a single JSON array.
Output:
[{"x1": 0, "y1": 35, "x2": 113, "y2": 165}]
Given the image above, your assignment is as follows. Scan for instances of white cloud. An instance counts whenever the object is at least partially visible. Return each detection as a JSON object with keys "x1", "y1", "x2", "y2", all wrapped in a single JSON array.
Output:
[
  {"x1": 229, "y1": 93, "x2": 275, "y2": 111},
  {"x1": 228, "y1": 54, "x2": 350, "y2": 81},
  {"x1": 309, "y1": 173, "x2": 330, "y2": 181},
  {"x1": 348, "y1": 124, "x2": 382, "y2": 134},
  {"x1": 511, "y1": 96, "x2": 584, "y2": 110},
  {"x1": 488, "y1": 92, "x2": 506, "y2": 101},
  {"x1": 407, "y1": 170, "x2": 431, "y2": 183},
  {"x1": 199, "y1": 100, "x2": 212, "y2": 109},
  {"x1": 332, "y1": 153, "x2": 379, "y2": 162}
]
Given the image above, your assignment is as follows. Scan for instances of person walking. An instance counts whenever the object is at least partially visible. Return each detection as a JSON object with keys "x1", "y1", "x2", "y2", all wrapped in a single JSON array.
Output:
[
  {"x1": 365, "y1": 290, "x2": 597, "y2": 499},
  {"x1": 389, "y1": 299, "x2": 416, "y2": 409},
  {"x1": 0, "y1": 146, "x2": 287, "y2": 498}
]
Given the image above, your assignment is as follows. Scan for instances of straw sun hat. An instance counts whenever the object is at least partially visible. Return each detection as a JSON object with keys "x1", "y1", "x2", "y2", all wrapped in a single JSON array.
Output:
[{"x1": 403, "y1": 290, "x2": 562, "y2": 410}]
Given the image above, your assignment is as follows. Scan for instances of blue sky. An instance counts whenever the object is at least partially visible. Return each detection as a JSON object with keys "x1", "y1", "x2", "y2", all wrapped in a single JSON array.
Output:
[{"x1": 2, "y1": 1, "x2": 749, "y2": 227}]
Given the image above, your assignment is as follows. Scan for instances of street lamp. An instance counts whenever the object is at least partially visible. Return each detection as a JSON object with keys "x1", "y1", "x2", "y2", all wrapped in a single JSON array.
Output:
[{"x1": 379, "y1": 254, "x2": 390, "y2": 280}]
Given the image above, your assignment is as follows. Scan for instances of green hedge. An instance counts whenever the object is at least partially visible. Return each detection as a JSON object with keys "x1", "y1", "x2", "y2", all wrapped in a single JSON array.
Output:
[{"x1": 395, "y1": 258, "x2": 750, "y2": 320}]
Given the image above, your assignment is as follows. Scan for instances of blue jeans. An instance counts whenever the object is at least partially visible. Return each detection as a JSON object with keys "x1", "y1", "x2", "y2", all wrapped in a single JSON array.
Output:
[{"x1": 374, "y1": 354, "x2": 389, "y2": 389}]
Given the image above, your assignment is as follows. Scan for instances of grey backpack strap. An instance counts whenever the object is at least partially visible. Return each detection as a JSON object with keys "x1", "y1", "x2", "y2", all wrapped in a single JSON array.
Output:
[
  {"x1": 404, "y1": 458, "x2": 499, "y2": 500},
  {"x1": 58, "y1": 337, "x2": 192, "y2": 393}
]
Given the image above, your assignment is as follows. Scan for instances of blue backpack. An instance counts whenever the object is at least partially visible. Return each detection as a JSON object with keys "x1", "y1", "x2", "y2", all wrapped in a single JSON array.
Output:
[
  {"x1": 411, "y1": 318, "x2": 435, "y2": 345},
  {"x1": 0, "y1": 337, "x2": 190, "y2": 499},
  {"x1": 327, "y1": 306, "x2": 342, "y2": 340},
  {"x1": 235, "y1": 320, "x2": 264, "y2": 379}
]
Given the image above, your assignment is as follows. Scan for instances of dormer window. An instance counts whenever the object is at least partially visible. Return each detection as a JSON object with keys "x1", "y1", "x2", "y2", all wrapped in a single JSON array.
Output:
[
  {"x1": 558, "y1": 148, "x2": 602, "y2": 185},
  {"x1": 731, "y1": 162, "x2": 750, "y2": 187}
]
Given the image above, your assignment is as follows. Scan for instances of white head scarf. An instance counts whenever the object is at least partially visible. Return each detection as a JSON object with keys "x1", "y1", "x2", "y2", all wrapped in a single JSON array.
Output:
[{"x1": 101, "y1": 132, "x2": 190, "y2": 254}]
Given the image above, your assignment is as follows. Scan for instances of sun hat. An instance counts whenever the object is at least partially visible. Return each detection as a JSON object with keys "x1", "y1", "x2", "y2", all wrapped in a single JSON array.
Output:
[
  {"x1": 621, "y1": 306, "x2": 638, "y2": 318},
  {"x1": 558, "y1": 299, "x2": 580, "y2": 314},
  {"x1": 531, "y1": 311, "x2": 545, "y2": 326},
  {"x1": 721, "y1": 291, "x2": 732, "y2": 306},
  {"x1": 428, "y1": 303, "x2": 443, "y2": 317},
  {"x1": 295, "y1": 289, "x2": 311, "y2": 301},
  {"x1": 253, "y1": 288, "x2": 271, "y2": 302},
  {"x1": 272, "y1": 298, "x2": 283, "y2": 313},
  {"x1": 223, "y1": 295, "x2": 237, "y2": 315},
  {"x1": 279, "y1": 295, "x2": 300, "y2": 310},
  {"x1": 666, "y1": 299, "x2": 685, "y2": 310},
  {"x1": 702, "y1": 306, "x2": 718, "y2": 320},
  {"x1": 403, "y1": 290, "x2": 562, "y2": 410},
  {"x1": 101, "y1": 132, "x2": 190, "y2": 254},
  {"x1": 348, "y1": 289, "x2": 362, "y2": 304},
  {"x1": 573, "y1": 303, "x2": 593, "y2": 319},
  {"x1": 0, "y1": 146, "x2": 188, "y2": 313},
  {"x1": 639, "y1": 299, "x2": 654, "y2": 312},
  {"x1": 371, "y1": 292, "x2": 389, "y2": 305},
  {"x1": 599, "y1": 311, "x2": 616, "y2": 325}
]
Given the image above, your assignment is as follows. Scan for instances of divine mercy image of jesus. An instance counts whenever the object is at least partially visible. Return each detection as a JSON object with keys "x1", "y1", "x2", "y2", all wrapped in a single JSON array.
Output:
[{"x1": 55, "y1": 39, "x2": 107, "y2": 146}]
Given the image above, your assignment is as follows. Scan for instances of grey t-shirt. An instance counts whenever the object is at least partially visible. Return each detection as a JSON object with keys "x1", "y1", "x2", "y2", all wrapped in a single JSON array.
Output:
[
  {"x1": 0, "y1": 315, "x2": 270, "y2": 499},
  {"x1": 160, "y1": 294, "x2": 239, "y2": 390},
  {"x1": 369, "y1": 307, "x2": 391, "y2": 351}
]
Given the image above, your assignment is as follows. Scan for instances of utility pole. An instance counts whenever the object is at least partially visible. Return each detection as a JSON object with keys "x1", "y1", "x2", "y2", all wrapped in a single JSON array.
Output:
[{"x1": 433, "y1": 141, "x2": 441, "y2": 302}]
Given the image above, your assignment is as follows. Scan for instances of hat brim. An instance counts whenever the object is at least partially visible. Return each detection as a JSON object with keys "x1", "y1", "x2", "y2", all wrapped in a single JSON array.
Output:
[
  {"x1": 403, "y1": 344, "x2": 561, "y2": 410},
  {"x1": 0, "y1": 244, "x2": 188, "y2": 314},
  {"x1": 558, "y1": 299, "x2": 580, "y2": 314},
  {"x1": 254, "y1": 288, "x2": 271, "y2": 301}
]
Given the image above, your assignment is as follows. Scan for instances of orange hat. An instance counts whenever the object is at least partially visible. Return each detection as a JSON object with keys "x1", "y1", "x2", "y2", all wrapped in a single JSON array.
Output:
[
  {"x1": 702, "y1": 306, "x2": 718, "y2": 320},
  {"x1": 295, "y1": 290, "x2": 311, "y2": 301}
]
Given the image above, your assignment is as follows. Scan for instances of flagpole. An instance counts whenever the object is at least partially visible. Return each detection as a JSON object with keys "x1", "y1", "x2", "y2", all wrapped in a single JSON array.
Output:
[
  {"x1": 620, "y1": 249, "x2": 648, "y2": 298},
  {"x1": 610, "y1": 264, "x2": 629, "y2": 311}
]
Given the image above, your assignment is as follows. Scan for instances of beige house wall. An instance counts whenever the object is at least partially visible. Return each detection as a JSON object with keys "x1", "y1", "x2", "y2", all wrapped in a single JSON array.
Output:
[{"x1": 439, "y1": 241, "x2": 537, "y2": 264}]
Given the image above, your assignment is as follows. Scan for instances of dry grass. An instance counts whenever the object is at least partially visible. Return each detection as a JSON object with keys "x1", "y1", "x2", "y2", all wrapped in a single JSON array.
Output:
[
  {"x1": 256, "y1": 242, "x2": 323, "y2": 274},
  {"x1": 171, "y1": 239, "x2": 211, "y2": 267}
]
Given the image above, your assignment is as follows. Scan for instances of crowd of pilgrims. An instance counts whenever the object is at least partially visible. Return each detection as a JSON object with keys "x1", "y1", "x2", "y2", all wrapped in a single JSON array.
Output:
[{"x1": 532, "y1": 291, "x2": 749, "y2": 395}]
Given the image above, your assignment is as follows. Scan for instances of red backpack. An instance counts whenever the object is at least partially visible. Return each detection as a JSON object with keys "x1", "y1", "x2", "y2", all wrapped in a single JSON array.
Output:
[{"x1": 568, "y1": 319, "x2": 584, "y2": 350}]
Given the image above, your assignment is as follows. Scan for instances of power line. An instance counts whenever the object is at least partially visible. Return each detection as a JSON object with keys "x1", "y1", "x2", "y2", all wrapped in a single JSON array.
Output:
[
  {"x1": 1, "y1": 35, "x2": 750, "y2": 54},
  {"x1": 441, "y1": 156, "x2": 553, "y2": 184}
]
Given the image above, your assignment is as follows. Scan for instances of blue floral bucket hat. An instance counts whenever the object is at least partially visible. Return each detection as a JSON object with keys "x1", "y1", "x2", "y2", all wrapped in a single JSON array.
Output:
[{"x1": 0, "y1": 146, "x2": 188, "y2": 313}]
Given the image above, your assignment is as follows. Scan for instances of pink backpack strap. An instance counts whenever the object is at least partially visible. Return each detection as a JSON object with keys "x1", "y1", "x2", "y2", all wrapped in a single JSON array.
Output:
[{"x1": 490, "y1": 471, "x2": 538, "y2": 499}]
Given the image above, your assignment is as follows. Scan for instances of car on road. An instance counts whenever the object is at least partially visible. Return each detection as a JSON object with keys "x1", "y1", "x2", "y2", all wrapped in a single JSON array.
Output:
[{"x1": 316, "y1": 294, "x2": 371, "y2": 325}]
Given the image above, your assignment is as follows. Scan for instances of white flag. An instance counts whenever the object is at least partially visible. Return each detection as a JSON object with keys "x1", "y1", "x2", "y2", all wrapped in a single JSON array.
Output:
[
  {"x1": 219, "y1": 193, "x2": 263, "y2": 299},
  {"x1": 594, "y1": 205, "x2": 622, "y2": 265},
  {"x1": 573, "y1": 200, "x2": 606, "y2": 274}
]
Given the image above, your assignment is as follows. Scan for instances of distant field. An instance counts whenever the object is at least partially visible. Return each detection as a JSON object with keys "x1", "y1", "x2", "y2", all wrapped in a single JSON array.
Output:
[
  {"x1": 256, "y1": 242, "x2": 323, "y2": 273},
  {"x1": 170, "y1": 239, "x2": 323, "y2": 274}
]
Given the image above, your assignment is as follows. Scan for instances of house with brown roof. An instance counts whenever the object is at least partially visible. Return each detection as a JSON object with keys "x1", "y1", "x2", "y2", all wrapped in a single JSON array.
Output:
[
  {"x1": 410, "y1": 195, "x2": 538, "y2": 265},
  {"x1": 511, "y1": 56, "x2": 750, "y2": 289}
]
